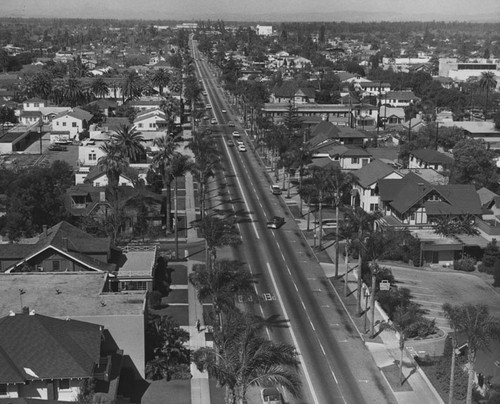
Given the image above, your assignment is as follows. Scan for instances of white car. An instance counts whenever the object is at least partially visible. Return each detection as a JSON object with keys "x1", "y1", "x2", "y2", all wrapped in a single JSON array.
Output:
[
  {"x1": 221, "y1": 109, "x2": 227, "y2": 113},
  {"x1": 211, "y1": 118, "x2": 217, "y2": 124},
  {"x1": 238, "y1": 144, "x2": 247, "y2": 152},
  {"x1": 232, "y1": 131, "x2": 240, "y2": 138},
  {"x1": 261, "y1": 388, "x2": 283, "y2": 404},
  {"x1": 270, "y1": 185, "x2": 282, "y2": 195}
]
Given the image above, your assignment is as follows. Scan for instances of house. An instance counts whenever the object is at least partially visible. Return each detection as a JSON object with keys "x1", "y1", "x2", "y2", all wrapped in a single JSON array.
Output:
[
  {"x1": 409, "y1": 149, "x2": 453, "y2": 172},
  {"x1": 0, "y1": 272, "x2": 146, "y2": 379},
  {"x1": 351, "y1": 159, "x2": 403, "y2": 212},
  {"x1": 351, "y1": 103, "x2": 379, "y2": 129},
  {"x1": 262, "y1": 103, "x2": 351, "y2": 128},
  {"x1": 52, "y1": 108, "x2": 93, "y2": 139},
  {"x1": 441, "y1": 121, "x2": 500, "y2": 149},
  {"x1": 128, "y1": 96, "x2": 165, "y2": 111},
  {"x1": 378, "y1": 173, "x2": 486, "y2": 264},
  {"x1": 324, "y1": 144, "x2": 372, "y2": 170},
  {"x1": 384, "y1": 90, "x2": 420, "y2": 108},
  {"x1": 307, "y1": 121, "x2": 371, "y2": 150},
  {"x1": 75, "y1": 165, "x2": 141, "y2": 187},
  {"x1": 270, "y1": 81, "x2": 316, "y2": 104},
  {"x1": 64, "y1": 185, "x2": 164, "y2": 233},
  {"x1": 133, "y1": 108, "x2": 168, "y2": 131},
  {"x1": 0, "y1": 311, "x2": 122, "y2": 402},
  {"x1": 382, "y1": 107, "x2": 405, "y2": 126},
  {"x1": 22, "y1": 98, "x2": 45, "y2": 111}
]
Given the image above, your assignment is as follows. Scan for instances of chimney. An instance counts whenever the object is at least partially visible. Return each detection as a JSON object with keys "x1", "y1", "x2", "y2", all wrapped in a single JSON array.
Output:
[
  {"x1": 43, "y1": 225, "x2": 47, "y2": 237},
  {"x1": 22, "y1": 306, "x2": 29, "y2": 315},
  {"x1": 100, "y1": 191, "x2": 106, "y2": 202},
  {"x1": 417, "y1": 182, "x2": 425, "y2": 193}
]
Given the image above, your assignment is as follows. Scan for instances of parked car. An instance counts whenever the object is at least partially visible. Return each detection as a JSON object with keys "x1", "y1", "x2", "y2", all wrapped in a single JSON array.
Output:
[
  {"x1": 227, "y1": 139, "x2": 235, "y2": 147},
  {"x1": 48, "y1": 144, "x2": 68, "y2": 151},
  {"x1": 266, "y1": 216, "x2": 285, "y2": 229},
  {"x1": 261, "y1": 388, "x2": 283, "y2": 404},
  {"x1": 228, "y1": 121, "x2": 235, "y2": 127},
  {"x1": 221, "y1": 109, "x2": 227, "y2": 113},
  {"x1": 238, "y1": 144, "x2": 247, "y2": 152},
  {"x1": 270, "y1": 185, "x2": 282, "y2": 195},
  {"x1": 211, "y1": 118, "x2": 217, "y2": 124},
  {"x1": 232, "y1": 131, "x2": 240, "y2": 137}
]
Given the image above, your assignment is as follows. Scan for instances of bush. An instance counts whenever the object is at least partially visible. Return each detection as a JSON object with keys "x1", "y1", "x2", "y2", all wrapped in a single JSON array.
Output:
[
  {"x1": 148, "y1": 290, "x2": 162, "y2": 309},
  {"x1": 405, "y1": 317, "x2": 437, "y2": 339},
  {"x1": 493, "y1": 260, "x2": 500, "y2": 287},
  {"x1": 454, "y1": 255, "x2": 477, "y2": 272},
  {"x1": 377, "y1": 287, "x2": 412, "y2": 318}
]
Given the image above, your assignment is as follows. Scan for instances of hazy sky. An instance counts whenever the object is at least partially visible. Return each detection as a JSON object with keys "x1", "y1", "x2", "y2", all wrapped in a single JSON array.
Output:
[{"x1": 4, "y1": 0, "x2": 500, "y2": 22}]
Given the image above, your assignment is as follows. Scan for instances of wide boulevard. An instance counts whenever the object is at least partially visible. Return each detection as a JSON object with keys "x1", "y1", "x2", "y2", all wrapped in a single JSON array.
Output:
[{"x1": 191, "y1": 39, "x2": 396, "y2": 404}]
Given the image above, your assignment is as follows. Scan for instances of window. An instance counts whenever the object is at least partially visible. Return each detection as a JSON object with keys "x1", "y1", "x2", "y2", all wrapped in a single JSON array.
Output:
[
  {"x1": 0, "y1": 384, "x2": 7, "y2": 395},
  {"x1": 89, "y1": 153, "x2": 96, "y2": 161},
  {"x1": 370, "y1": 189, "x2": 376, "y2": 196},
  {"x1": 351, "y1": 157, "x2": 359, "y2": 164},
  {"x1": 149, "y1": 123, "x2": 155, "y2": 128},
  {"x1": 72, "y1": 122, "x2": 77, "y2": 127},
  {"x1": 370, "y1": 203, "x2": 379, "y2": 211},
  {"x1": 52, "y1": 260, "x2": 60, "y2": 271},
  {"x1": 59, "y1": 379, "x2": 70, "y2": 390},
  {"x1": 138, "y1": 123, "x2": 143, "y2": 128},
  {"x1": 34, "y1": 103, "x2": 39, "y2": 108},
  {"x1": 62, "y1": 122, "x2": 66, "y2": 126},
  {"x1": 56, "y1": 121, "x2": 59, "y2": 126}
]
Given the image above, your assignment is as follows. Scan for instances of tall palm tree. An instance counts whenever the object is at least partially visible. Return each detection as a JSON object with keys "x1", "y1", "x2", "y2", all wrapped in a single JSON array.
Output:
[
  {"x1": 341, "y1": 206, "x2": 380, "y2": 316},
  {"x1": 442, "y1": 303, "x2": 500, "y2": 404},
  {"x1": 64, "y1": 76, "x2": 84, "y2": 107},
  {"x1": 151, "y1": 135, "x2": 180, "y2": 233},
  {"x1": 442, "y1": 303, "x2": 464, "y2": 404},
  {"x1": 32, "y1": 71, "x2": 53, "y2": 101},
  {"x1": 97, "y1": 142, "x2": 128, "y2": 189},
  {"x1": 188, "y1": 134, "x2": 220, "y2": 218},
  {"x1": 193, "y1": 311, "x2": 302, "y2": 404},
  {"x1": 160, "y1": 94, "x2": 181, "y2": 135},
  {"x1": 152, "y1": 68, "x2": 170, "y2": 96},
  {"x1": 121, "y1": 70, "x2": 143, "y2": 102},
  {"x1": 189, "y1": 260, "x2": 255, "y2": 330},
  {"x1": 479, "y1": 71, "x2": 498, "y2": 119},
  {"x1": 91, "y1": 77, "x2": 109, "y2": 99},
  {"x1": 112, "y1": 124, "x2": 145, "y2": 163},
  {"x1": 195, "y1": 215, "x2": 240, "y2": 270},
  {"x1": 170, "y1": 153, "x2": 192, "y2": 258}
]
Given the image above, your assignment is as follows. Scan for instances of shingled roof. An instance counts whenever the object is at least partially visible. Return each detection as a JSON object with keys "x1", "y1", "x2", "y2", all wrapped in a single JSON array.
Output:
[
  {"x1": 0, "y1": 313, "x2": 101, "y2": 382},
  {"x1": 355, "y1": 159, "x2": 399, "y2": 188}
]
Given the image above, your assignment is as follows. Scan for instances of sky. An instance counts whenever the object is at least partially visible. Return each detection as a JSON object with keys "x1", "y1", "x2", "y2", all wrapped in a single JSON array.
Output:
[{"x1": 3, "y1": 0, "x2": 500, "y2": 22}]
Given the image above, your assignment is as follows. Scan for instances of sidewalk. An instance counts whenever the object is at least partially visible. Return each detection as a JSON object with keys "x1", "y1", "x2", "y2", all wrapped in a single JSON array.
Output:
[{"x1": 280, "y1": 177, "x2": 445, "y2": 404}]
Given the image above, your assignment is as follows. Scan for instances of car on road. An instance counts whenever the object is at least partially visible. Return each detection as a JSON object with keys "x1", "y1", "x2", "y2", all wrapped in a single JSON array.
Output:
[
  {"x1": 227, "y1": 139, "x2": 234, "y2": 147},
  {"x1": 266, "y1": 216, "x2": 285, "y2": 229},
  {"x1": 238, "y1": 144, "x2": 247, "y2": 152},
  {"x1": 228, "y1": 121, "x2": 235, "y2": 127},
  {"x1": 221, "y1": 109, "x2": 226, "y2": 113},
  {"x1": 270, "y1": 185, "x2": 282, "y2": 195},
  {"x1": 261, "y1": 388, "x2": 283, "y2": 404},
  {"x1": 206, "y1": 104, "x2": 212, "y2": 109},
  {"x1": 211, "y1": 118, "x2": 217, "y2": 124},
  {"x1": 202, "y1": 91, "x2": 207, "y2": 95},
  {"x1": 48, "y1": 144, "x2": 68, "y2": 151},
  {"x1": 232, "y1": 131, "x2": 240, "y2": 137}
]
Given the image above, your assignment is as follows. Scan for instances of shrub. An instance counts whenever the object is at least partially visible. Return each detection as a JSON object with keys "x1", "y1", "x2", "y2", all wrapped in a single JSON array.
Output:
[
  {"x1": 377, "y1": 287, "x2": 412, "y2": 318},
  {"x1": 405, "y1": 317, "x2": 437, "y2": 338},
  {"x1": 148, "y1": 290, "x2": 162, "y2": 309},
  {"x1": 453, "y1": 255, "x2": 477, "y2": 272},
  {"x1": 493, "y1": 260, "x2": 500, "y2": 287}
]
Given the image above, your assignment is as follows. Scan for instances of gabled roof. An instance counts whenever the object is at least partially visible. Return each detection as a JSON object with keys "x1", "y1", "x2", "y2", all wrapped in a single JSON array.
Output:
[
  {"x1": 410, "y1": 148, "x2": 454, "y2": 165},
  {"x1": 272, "y1": 81, "x2": 316, "y2": 99},
  {"x1": 328, "y1": 145, "x2": 371, "y2": 159},
  {"x1": 386, "y1": 91, "x2": 420, "y2": 101},
  {"x1": 53, "y1": 107, "x2": 92, "y2": 122},
  {"x1": 477, "y1": 187, "x2": 498, "y2": 206},
  {"x1": 0, "y1": 313, "x2": 101, "y2": 382},
  {"x1": 355, "y1": 159, "x2": 400, "y2": 188},
  {"x1": 85, "y1": 165, "x2": 139, "y2": 183}
]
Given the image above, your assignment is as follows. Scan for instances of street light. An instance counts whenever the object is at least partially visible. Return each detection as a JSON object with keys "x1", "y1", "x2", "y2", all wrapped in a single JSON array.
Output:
[{"x1": 313, "y1": 232, "x2": 317, "y2": 249}]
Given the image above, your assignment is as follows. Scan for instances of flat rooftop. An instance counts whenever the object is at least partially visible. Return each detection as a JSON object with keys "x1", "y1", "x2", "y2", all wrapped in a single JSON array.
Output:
[{"x1": 0, "y1": 272, "x2": 145, "y2": 318}]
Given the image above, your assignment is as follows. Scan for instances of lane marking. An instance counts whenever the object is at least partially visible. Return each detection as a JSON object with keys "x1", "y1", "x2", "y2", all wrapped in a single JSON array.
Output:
[{"x1": 265, "y1": 262, "x2": 320, "y2": 404}]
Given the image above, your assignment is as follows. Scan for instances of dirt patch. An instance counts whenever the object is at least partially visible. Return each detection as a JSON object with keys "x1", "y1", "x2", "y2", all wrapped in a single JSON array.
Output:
[{"x1": 381, "y1": 364, "x2": 413, "y2": 392}]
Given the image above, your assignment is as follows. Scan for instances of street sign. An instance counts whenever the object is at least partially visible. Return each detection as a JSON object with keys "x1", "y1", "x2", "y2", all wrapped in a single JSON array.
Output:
[{"x1": 379, "y1": 280, "x2": 391, "y2": 291}]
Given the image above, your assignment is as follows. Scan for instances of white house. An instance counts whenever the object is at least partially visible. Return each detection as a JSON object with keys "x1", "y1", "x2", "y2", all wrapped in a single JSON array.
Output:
[
  {"x1": 133, "y1": 108, "x2": 168, "y2": 131},
  {"x1": 52, "y1": 108, "x2": 93, "y2": 138}
]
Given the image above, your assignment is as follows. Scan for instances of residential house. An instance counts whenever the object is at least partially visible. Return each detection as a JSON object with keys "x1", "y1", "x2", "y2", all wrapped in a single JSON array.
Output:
[
  {"x1": 0, "y1": 311, "x2": 122, "y2": 403},
  {"x1": 52, "y1": 108, "x2": 93, "y2": 139},
  {"x1": 409, "y1": 149, "x2": 453, "y2": 172},
  {"x1": 324, "y1": 144, "x2": 372, "y2": 170},
  {"x1": 441, "y1": 121, "x2": 500, "y2": 149},
  {"x1": 133, "y1": 108, "x2": 168, "y2": 131},
  {"x1": 23, "y1": 98, "x2": 45, "y2": 111},
  {"x1": 378, "y1": 173, "x2": 485, "y2": 264},
  {"x1": 269, "y1": 81, "x2": 316, "y2": 104},
  {"x1": 384, "y1": 90, "x2": 420, "y2": 108},
  {"x1": 351, "y1": 103, "x2": 379, "y2": 129},
  {"x1": 263, "y1": 103, "x2": 352, "y2": 128},
  {"x1": 382, "y1": 107, "x2": 405, "y2": 127},
  {"x1": 308, "y1": 121, "x2": 371, "y2": 150},
  {"x1": 351, "y1": 159, "x2": 403, "y2": 212},
  {"x1": 64, "y1": 185, "x2": 164, "y2": 233},
  {"x1": 128, "y1": 96, "x2": 165, "y2": 112}
]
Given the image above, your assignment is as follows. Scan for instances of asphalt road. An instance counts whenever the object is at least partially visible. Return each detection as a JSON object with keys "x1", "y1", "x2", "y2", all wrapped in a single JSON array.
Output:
[{"x1": 193, "y1": 41, "x2": 396, "y2": 404}]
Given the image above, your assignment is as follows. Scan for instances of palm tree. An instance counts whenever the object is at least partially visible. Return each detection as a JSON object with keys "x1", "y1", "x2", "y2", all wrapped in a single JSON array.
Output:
[
  {"x1": 151, "y1": 135, "x2": 180, "y2": 233},
  {"x1": 97, "y1": 142, "x2": 128, "y2": 189},
  {"x1": 160, "y1": 94, "x2": 181, "y2": 135},
  {"x1": 189, "y1": 260, "x2": 255, "y2": 330},
  {"x1": 442, "y1": 303, "x2": 500, "y2": 404},
  {"x1": 442, "y1": 303, "x2": 464, "y2": 404},
  {"x1": 341, "y1": 206, "x2": 380, "y2": 316},
  {"x1": 121, "y1": 70, "x2": 143, "y2": 102},
  {"x1": 193, "y1": 311, "x2": 302, "y2": 404},
  {"x1": 170, "y1": 153, "x2": 192, "y2": 258},
  {"x1": 479, "y1": 71, "x2": 497, "y2": 118},
  {"x1": 195, "y1": 215, "x2": 240, "y2": 270},
  {"x1": 112, "y1": 124, "x2": 145, "y2": 163},
  {"x1": 91, "y1": 77, "x2": 109, "y2": 99},
  {"x1": 152, "y1": 68, "x2": 170, "y2": 96},
  {"x1": 32, "y1": 71, "x2": 53, "y2": 101},
  {"x1": 188, "y1": 134, "x2": 220, "y2": 219},
  {"x1": 64, "y1": 76, "x2": 83, "y2": 107}
]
